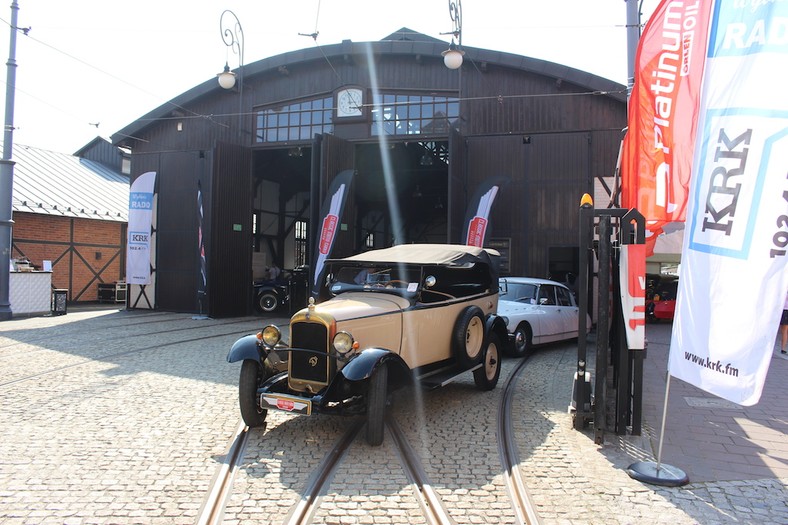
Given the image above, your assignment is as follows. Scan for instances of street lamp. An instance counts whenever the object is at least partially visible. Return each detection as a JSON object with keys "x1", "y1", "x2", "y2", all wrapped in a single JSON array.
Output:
[
  {"x1": 0, "y1": 0, "x2": 24, "y2": 320},
  {"x1": 441, "y1": 0, "x2": 464, "y2": 69},
  {"x1": 218, "y1": 10, "x2": 244, "y2": 130}
]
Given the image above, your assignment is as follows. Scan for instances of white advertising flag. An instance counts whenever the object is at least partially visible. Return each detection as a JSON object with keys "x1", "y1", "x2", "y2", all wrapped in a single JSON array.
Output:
[
  {"x1": 126, "y1": 171, "x2": 156, "y2": 285},
  {"x1": 668, "y1": 1, "x2": 788, "y2": 405}
]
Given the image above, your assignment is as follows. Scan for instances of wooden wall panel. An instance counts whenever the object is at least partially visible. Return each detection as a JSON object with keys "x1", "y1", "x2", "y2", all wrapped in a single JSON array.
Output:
[{"x1": 210, "y1": 142, "x2": 252, "y2": 317}]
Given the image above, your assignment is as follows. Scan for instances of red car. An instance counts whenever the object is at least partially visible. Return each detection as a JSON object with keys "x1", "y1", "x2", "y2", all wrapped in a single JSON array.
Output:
[{"x1": 646, "y1": 276, "x2": 678, "y2": 322}]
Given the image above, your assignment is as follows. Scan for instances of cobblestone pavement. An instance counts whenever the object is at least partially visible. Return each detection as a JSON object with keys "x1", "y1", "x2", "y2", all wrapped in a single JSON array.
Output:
[
  {"x1": 0, "y1": 308, "x2": 786, "y2": 524},
  {"x1": 515, "y1": 329, "x2": 788, "y2": 525}
]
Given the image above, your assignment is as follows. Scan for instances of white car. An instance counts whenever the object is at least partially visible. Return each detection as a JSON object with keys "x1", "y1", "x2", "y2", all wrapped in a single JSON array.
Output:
[{"x1": 498, "y1": 277, "x2": 591, "y2": 357}]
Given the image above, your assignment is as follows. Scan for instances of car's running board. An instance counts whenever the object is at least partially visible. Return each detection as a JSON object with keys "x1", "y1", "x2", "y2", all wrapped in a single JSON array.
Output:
[{"x1": 417, "y1": 363, "x2": 482, "y2": 390}]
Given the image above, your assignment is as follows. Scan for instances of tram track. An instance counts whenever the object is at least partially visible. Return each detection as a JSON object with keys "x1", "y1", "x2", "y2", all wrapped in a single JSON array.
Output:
[
  {"x1": 0, "y1": 315, "x2": 271, "y2": 356},
  {"x1": 386, "y1": 415, "x2": 456, "y2": 525},
  {"x1": 196, "y1": 421, "x2": 250, "y2": 525},
  {"x1": 283, "y1": 420, "x2": 364, "y2": 525},
  {"x1": 197, "y1": 355, "x2": 541, "y2": 525},
  {"x1": 498, "y1": 357, "x2": 542, "y2": 525},
  {"x1": 0, "y1": 320, "x2": 270, "y2": 388}
]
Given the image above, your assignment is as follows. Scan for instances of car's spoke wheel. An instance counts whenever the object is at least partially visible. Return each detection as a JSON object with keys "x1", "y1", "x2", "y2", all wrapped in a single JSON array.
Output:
[
  {"x1": 239, "y1": 360, "x2": 267, "y2": 428},
  {"x1": 474, "y1": 332, "x2": 501, "y2": 390},
  {"x1": 507, "y1": 323, "x2": 531, "y2": 358},
  {"x1": 366, "y1": 364, "x2": 388, "y2": 446},
  {"x1": 453, "y1": 306, "x2": 485, "y2": 368},
  {"x1": 257, "y1": 292, "x2": 278, "y2": 313}
]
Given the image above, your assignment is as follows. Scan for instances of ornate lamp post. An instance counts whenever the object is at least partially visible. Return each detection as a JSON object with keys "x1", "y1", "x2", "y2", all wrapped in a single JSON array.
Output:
[
  {"x1": 217, "y1": 9, "x2": 244, "y2": 131},
  {"x1": 441, "y1": 0, "x2": 464, "y2": 69}
]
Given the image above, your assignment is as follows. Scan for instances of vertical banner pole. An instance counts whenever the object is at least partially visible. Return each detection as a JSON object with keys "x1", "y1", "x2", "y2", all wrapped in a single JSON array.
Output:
[
  {"x1": 626, "y1": 371, "x2": 688, "y2": 486},
  {"x1": 655, "y1": 373, "x2": 672, "y2": 471},
  {"x1": 595, "y1": 215, "x2": 610, "y2": 445},
  {"x1": 573, "y1": 194, "x2": 594, "y2": 430}
]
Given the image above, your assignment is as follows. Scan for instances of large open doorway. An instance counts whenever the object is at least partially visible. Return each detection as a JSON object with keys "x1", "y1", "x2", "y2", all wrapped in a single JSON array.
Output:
[
  {"x1": 251, "y1": 139, "x2": 450, "y2": 275},
  {"x1": 354, "y1": 140, "x2": 449, "y2": 248}
]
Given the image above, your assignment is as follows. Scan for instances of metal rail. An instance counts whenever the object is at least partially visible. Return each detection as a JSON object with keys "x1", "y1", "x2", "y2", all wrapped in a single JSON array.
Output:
[
  {"x1": 0, "y1": 321, "x2": 264, "y2": 388},
  {"x1": 498, "y1": 358, "x2": 542, "y2": 525},
  {"x1": 196, "y1": 421, "x2": 250, "y2": 525},
  {"x1": 284, "y1": 420, "x2": 363, "y2": 525},
  {"x1": 386, "y1": 415, "x2": 456, "y2": 525}
]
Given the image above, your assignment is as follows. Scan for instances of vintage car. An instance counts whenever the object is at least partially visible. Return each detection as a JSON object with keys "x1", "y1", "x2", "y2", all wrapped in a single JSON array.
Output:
[
  {"x1": 497, "y1": 277, "x2": 592, "y2": 357},
  {"x1": 252, "y1": 265, "x2": 310, "y2": 314},
  {"x1": 228, "y1": 244, "x2": 508, "y2": 446},
  {"x1": 646, "y1": 274, "x2": 678, "y2": 322},
  {"x1": 253, "y1": 278, "x2": 289, "y2": 313}
]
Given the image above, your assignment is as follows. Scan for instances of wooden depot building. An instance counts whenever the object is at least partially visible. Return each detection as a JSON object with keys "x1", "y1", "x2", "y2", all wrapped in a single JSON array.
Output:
[{"x1": 111, "y1": 28, "x2": 627, "y2": 318}]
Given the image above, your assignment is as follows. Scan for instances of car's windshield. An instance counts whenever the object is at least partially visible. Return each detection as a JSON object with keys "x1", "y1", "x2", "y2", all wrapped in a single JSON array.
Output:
[
  {"x1": 327, "y1": 263, "x2": 421, "y2": 296},
  {"x1": 500, "y1": 282, "x2": 538, "y2": 303}
]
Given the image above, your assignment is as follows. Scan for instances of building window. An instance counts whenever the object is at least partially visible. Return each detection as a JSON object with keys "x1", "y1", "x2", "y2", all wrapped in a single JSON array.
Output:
[
  {"x1": 295, "y1": 219, "x2": 307, "y2": 267},
  {"x1": 371, "y1": 94, "x2": 459, "y2": 136},
  {"x1": 255, "y1": 96, "x2": 333, "y2": 143}
]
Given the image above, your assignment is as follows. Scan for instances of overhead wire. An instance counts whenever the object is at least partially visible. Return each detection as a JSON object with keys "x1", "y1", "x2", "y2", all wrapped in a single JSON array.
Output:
[{"x1": 0, "y1": 16, "x2": 225, "y2": 133}]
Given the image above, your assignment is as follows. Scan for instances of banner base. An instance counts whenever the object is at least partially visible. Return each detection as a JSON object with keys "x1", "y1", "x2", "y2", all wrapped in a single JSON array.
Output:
[{"x1": 626, "y1": 461, "x2": 689, "y2": 487}]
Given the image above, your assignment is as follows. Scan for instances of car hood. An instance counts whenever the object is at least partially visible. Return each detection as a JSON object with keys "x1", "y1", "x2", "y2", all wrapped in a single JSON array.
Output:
[{"x1": 313, "y1": 292, "x2": 411, "y2": 321}]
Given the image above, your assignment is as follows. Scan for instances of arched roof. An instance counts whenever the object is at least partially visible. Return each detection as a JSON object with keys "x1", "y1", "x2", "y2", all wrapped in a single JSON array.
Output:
[{"x1": 112, "y1": 28, "x2": 626, "y2": 146}]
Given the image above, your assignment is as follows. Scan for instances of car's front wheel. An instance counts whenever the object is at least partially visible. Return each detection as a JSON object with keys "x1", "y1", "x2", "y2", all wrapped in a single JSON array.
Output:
[
  {"x1": 257, "y1": 291, "x2": 279, "y2": 313},
  {"x1": 508, "y1": 323, "x2": 532, "y2": 358},
  {"x1": 366, "y1": 364, "x2": 388, "y2": 446},
  {"x1": 239, "y1": 359, "x2": 267, "y2": 428},
  {"x1": 474, "y1": 331, "x2": 501, "y2": 391}
]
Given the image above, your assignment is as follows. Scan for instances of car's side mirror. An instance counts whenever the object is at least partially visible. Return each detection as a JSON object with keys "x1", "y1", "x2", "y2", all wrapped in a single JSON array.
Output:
[{"x1": 539, "y1": 297, "x2": 549, "y2": 305}]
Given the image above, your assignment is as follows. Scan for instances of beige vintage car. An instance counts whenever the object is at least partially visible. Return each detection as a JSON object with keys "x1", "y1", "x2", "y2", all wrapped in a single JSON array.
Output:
[{"x1": 227, "y1": 244, "x2": 508, "y2": 446}]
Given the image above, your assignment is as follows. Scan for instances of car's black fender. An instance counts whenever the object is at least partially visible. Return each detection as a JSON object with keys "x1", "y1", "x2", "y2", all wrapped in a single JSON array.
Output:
[
  {"x1": 485, "y1": 314, "x2": 509, "y2": 349},
  {"x1": 227, "y1": 334, "x2": 263, "y2": 364},
  {"x1": 339, "y1": 348, "x2": 411, "y2": 385}
]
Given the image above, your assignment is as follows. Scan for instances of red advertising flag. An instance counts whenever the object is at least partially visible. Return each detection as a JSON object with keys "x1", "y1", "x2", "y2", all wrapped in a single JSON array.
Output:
[
  {"x1": 312, "y1": 170, "x2": 354, "y2": 296},
  {"x1": 621, "y1": 0, "x2": 715, "y2": 233},
  {"x1": 462, "y1": 176, "x2": 510, "y2": 247}
]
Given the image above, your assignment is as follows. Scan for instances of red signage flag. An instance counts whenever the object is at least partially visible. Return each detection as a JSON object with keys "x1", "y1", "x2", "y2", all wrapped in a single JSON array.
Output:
[
  {"x1": 312, "y1": 170, "x2": 354, "y2": 296},
  {"x1": 462, "y1": 176, "x2": 509, "y2": 248},
  {"x1": 621, "y1": 0, "x2": 715, "y2": 249}
]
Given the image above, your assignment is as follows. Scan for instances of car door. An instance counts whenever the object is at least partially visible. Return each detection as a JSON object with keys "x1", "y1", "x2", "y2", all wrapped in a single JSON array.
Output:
[
  {"x1": 555, "y1": 285, "x2": 580, "y2": 339},
  {"x1": 536, "y1": 284, "x2": 563, "y2": 342}
]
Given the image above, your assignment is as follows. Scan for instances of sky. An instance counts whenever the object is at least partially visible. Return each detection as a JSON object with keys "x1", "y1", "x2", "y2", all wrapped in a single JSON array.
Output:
[{"x1": 0, "y1": 0, "x2": 660, "y2": 155}]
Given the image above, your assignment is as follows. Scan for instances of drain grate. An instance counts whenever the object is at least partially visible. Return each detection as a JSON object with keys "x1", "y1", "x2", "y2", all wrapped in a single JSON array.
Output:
[{"x1": 683, "y1": 396, "x2": 742, "y2": 410}]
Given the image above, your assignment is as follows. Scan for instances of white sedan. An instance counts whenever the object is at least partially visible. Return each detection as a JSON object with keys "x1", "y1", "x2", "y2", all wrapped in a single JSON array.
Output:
[{"x1": 498, "y1": 277, "x2": 591, "y2": 357}]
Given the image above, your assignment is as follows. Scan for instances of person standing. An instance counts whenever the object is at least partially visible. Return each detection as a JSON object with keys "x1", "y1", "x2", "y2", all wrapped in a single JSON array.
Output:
[
  {"x1": 269, "y1": 263, "x2": 281, "y2": 281},
  {"x1": 781, "y1": 290, "x2": 788, "y2": 354}
]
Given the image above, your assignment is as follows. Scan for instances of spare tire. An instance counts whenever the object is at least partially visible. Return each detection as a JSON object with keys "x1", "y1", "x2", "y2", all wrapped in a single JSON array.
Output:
[{"x1": 453, "y1": 305, "x2": 485, "y2": 369}]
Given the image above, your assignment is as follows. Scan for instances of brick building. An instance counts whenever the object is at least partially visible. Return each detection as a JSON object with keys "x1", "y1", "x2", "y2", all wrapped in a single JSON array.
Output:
[{"x1": 8, "y1": 138, "x2": 129, "y2": 304}]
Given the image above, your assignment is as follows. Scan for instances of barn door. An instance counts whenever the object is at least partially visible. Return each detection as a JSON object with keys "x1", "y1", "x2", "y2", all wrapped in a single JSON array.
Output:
[{"x1": 209, "y1": 142, "x2": 252, "y2": 317}]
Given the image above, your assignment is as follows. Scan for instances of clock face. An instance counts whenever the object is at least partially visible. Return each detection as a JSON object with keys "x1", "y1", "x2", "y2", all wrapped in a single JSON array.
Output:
[{"x1": 337, "y1": 88, "x2": 363, "y2": 117}]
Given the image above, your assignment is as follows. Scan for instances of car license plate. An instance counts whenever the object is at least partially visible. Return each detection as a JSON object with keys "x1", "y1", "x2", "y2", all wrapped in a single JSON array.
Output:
[{"x1": 260, "y1": 393, "x2": 312, "y2": 415}]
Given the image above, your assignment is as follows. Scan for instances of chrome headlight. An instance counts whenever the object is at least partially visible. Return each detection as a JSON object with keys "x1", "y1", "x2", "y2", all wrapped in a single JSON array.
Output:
[
  {"x1": 333, "y1": 331, "x2": 356, "y2": 357},
  {"x1": 260, "y1": 325, "x2": 282, "y2": 348}
]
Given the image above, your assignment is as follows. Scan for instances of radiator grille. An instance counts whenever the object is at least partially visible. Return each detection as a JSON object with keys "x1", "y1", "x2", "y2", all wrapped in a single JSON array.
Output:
[{"x1": 290, "y1": 322, "x2": 330, "y2": 385}]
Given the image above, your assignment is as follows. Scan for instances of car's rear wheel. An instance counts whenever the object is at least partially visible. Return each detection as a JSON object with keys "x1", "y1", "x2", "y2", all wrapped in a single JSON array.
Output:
[
  {"x1": 239, "y1": 359, "x2": 267, "y2": 428},
  {"x1": 507, "y1": 323, "x2": 532, "y2": 358},
  {"x1": 366, "y1": 364, "x2": 388, "y2": 446},
  {"x1": 257, "y1": 291, "x2": 278, "y2": 313},
  {"x1": 474, "y1": 331, "x2": 501, "y2": 391},
  {"x1": 453, "y1": 306, "x2": 485, "y2": 368}
]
